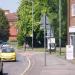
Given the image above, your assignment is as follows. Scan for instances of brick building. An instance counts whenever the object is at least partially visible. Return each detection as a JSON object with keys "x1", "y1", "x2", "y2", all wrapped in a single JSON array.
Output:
[{"x1": 5, "y1": 10, "x2": 18, "y2": 41}]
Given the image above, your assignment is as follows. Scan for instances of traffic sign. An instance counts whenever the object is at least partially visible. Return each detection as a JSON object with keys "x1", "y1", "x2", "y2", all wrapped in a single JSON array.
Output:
[{"x1": 40, "y1": 14, "x2": 50, "y2": 26}]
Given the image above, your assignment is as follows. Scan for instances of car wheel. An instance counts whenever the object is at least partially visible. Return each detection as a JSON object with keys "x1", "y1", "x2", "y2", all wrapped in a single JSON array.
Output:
[
  {"x1": 14, "y1": 59, "x2": 16, "y2": 62},
  {"x1": 0, "y1": 63, "x2": 3, "y2": 75},
  {"x1": 0, "y1": 70, "x2": 3, "y2": 75}
]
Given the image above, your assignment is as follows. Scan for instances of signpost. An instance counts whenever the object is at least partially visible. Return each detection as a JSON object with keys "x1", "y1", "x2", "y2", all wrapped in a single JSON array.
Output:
[
  {"x1": 40, "y1": 14, "x2": 55, "y2": 66},
  {"x1": 40, "y1": 14, "x2": 48, "y2": 66}
]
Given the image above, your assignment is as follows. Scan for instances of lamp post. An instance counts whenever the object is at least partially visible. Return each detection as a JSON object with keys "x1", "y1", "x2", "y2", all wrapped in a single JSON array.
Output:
[{"x1": 59, "y1": 0, "x2": 61, "y2": 55}]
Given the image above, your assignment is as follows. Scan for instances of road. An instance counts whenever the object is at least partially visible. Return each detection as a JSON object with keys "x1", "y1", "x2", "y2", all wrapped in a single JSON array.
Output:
[
  {"x1": 24, "y1": 52, "x2": 45, "y2": 75},
  {"x1": 3, "y1": 53, "x2": 29, "y2": 75},
  {"x1": 2, "y1": 51, "x2": 75, "y2": 75},
  {"x1": 24, "y1": 51, "x2": 75, "y2": 75}
]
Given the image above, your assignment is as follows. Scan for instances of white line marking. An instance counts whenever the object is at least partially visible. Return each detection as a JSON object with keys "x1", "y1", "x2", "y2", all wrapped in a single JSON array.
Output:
[{"x1": 21, "y1": 55, "x2": 31, "y2": 75}]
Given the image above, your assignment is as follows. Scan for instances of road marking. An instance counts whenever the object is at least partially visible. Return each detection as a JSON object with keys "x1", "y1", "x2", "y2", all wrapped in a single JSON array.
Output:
[{"x1": 20, "y1": 55, "x2": 31, "y2": 75}]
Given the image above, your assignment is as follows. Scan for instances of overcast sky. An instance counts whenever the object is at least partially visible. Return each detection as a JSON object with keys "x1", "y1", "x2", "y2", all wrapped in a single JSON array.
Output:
[{"x1": 0, "y1": 0, "x2": 19, "y2": 12}]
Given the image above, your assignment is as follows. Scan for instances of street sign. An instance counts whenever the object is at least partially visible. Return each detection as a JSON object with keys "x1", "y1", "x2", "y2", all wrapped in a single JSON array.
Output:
[
  {"x1": 40, "y1": 25, "x2": 50, "y2": 30},
  {"x1": 48, "y1": 38, "x2": 55, "y2": 43},
  {"x1": 47, "y1": 37, "x2": 56, "y2": 50},
  {"x1": 40, "y1": 14, "x2": 50, "y2": 25},
  {"x1": 47, "y1": 30, "x2": 54, "y2": 37}
]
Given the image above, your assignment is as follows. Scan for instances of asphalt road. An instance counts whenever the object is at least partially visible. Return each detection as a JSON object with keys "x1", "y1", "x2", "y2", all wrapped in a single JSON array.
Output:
[
  {"x1": 2, "y1": 50, "x2": 75, "y2": 75},
  {"x1": 3, "y1": 53, "x2": 29, "y2": 75},
  {"x1": 25, "y1": 52, "x2": 44, "y2": 75}
]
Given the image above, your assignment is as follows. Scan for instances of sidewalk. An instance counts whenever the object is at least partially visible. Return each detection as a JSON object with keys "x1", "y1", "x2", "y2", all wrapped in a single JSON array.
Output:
[{"x1": 40, "y1": 53, "x2": 75, "y2": 75}]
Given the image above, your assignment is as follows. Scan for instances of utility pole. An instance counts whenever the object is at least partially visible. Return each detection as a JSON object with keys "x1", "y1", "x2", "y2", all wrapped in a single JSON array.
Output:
[{"x1": 59, "y1": 0, "x2": 61, "y2": 55}]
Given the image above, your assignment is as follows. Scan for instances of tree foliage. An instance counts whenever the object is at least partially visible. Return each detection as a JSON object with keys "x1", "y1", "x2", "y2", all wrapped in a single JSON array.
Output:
[
  {"x1": 17, "y1": 0, "x2": 67, "y2": 47},
  {"x1": 0, "y1": 8, "x2": 9, "y2": 41},
  {"x1": 52, "y1": 0, "x2": 67, "y2": 46},
  {"x1": 17, "y1": 0, "x2": 32, "y2": 45}
]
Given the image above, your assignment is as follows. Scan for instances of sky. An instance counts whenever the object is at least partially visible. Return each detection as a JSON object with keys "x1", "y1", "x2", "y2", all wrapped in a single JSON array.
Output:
[{"x1": 0, "y1": 0, "x2": 19, "y2": 12}]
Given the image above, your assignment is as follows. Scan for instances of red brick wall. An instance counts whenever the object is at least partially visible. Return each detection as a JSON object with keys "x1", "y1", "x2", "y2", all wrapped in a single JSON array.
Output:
[
  {"x1": 9, "y1": 22, "x2": 17, "y2": 41},
  {"x1": 67, "y1": 0, "x2": 75, "y2": 44},
  {"x1": 70, "y1": 0, "x2": 75, "y2": 26},
  {"x1": 4, "y1": 10, "x2": 18, "y2": 41}
]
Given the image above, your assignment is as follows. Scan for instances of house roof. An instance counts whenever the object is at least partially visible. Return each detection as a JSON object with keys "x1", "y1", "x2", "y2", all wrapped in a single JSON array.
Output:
[{"x1": 5, "y1": 13, "x2": 18, "y2": 22}]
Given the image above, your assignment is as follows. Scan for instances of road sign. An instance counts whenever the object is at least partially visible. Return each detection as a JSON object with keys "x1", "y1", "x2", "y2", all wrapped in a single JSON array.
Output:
[
  {"x1": 40, "y1": 25, "x2": 50, "y2": 30},
  {"x1": 48, "y1": 38, "x2": 55, "y2": 43},
  {"x1": 40, "y1": 14, "x2": 50, "y2": 26}
]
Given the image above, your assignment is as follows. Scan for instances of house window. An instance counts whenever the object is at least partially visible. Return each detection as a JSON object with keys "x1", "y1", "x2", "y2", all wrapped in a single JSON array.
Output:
[
  {"x1": 71, "y1": 4, "x2": 75, "y2": 16},
  {"x1": 70, "y1": 33, "x2": 75, "y2": 45}
]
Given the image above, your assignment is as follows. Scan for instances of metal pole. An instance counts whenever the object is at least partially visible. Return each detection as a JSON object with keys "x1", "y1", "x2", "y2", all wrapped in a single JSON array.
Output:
[
  {"x1": 50, "y1": 25, "x2": 51, "y2": 54},
  {"x1": 59, "y1": 0, "x2": 61, "y2": 55},
  {"x1": 44, "y1": 13, "x2": 46, "y2": 66},
  {"x1": 32, "y1": 1, "x2": 33, "y2": 50}
]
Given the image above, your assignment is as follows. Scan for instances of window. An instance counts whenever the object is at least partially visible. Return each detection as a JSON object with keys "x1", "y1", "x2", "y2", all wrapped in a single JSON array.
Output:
[{"x1": 71, "y1": 4, "x2": 75, "y2": 16}]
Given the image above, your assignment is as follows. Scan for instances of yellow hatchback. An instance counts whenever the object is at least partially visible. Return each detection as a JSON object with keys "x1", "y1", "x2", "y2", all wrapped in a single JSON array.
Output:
[{"x1": 0, "y1": 47, "x2": 16, "y2": 61}]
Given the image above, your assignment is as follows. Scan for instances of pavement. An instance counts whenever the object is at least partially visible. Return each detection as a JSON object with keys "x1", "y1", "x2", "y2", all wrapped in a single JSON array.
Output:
[
  {"x1": 40, "y1": 53, "x2": 75, "y2": 75},
  {"x1": 23, "y1": 51, "x2": 75, "y2": 75}
]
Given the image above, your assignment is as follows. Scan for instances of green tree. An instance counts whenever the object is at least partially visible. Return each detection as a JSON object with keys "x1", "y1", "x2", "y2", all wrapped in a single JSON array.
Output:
[
  {"x1": 17, "y1": 0, "x2": 67, "y2": 47},
  {"x1": 52, "y1": 0, "x2": 67, "y2": 46},
  {"x1": 0, "y1": 8, "x2": 9, "y2": 41},
  {"x1": 17, "y1": 0, "x2": 32, "y2": 46},
  {"x1": 35, "y1": 0, "x2": 67, "y2": 47}
]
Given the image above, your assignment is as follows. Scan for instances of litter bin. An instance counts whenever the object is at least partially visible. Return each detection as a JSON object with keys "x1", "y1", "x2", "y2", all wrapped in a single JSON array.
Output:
[{"x1": 66, "y1": 45, "x2": 74, "y2": 60}]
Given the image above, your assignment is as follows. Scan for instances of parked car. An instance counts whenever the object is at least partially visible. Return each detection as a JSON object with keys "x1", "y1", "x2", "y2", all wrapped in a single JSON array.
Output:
[
  {"x1": 0, "y1": 58, "x2": 3, "y2": 75},
  {"x1": 0, "y1": 47, "x2": 16, "y2": 61}
]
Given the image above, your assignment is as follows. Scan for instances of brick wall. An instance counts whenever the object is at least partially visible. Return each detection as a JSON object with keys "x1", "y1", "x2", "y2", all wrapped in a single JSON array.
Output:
[{"x1": 70, "y1": 0, "x2": 75, "y2": 26}]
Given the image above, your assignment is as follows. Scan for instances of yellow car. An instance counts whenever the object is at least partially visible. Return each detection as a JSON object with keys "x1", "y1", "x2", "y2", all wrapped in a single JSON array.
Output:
[{"x1": 0, "y1": 47, "x2": 16, "y2": 61}]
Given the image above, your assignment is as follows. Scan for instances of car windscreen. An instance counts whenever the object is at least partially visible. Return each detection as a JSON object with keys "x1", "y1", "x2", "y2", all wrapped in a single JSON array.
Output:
[{"x1": 2, "y1": 48, "x2": 15, "y2": 53}]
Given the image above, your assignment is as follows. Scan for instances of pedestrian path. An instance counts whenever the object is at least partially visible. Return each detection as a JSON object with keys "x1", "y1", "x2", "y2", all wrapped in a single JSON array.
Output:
[{"x1": 40, "y1": 53, "x2": 75, "y2": 75}]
